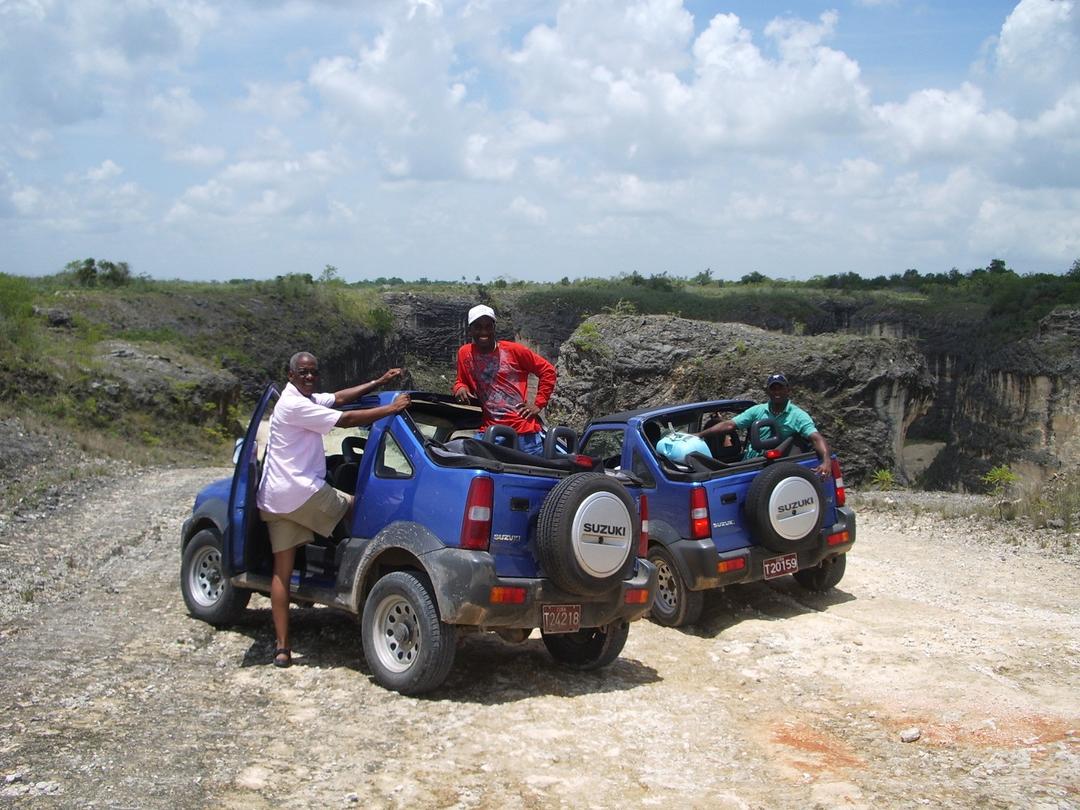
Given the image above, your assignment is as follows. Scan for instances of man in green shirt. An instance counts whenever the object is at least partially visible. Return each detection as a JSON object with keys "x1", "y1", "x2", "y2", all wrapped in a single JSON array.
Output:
[{"x1": 698, "y1": 373, "x2": 832, "y2": 477}]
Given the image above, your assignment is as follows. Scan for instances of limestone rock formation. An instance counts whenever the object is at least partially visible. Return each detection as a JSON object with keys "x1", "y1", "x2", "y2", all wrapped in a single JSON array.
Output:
[{"x1": 548, "y1": 314, "x2": 935, "y2": 484}]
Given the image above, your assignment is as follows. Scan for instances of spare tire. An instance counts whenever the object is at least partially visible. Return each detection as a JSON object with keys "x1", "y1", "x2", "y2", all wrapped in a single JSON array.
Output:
[
  {"x1": 536, "y1": 473, "x2": 638, "y2": 596},
  {"x1": 744, "y1": 462, "x2": 824, "y2": 554}
]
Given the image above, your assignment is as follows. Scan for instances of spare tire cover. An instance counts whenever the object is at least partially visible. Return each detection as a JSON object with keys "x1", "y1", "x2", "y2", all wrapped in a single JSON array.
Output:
[
  {"x1": 744, "y1": 462, "x2": 824, "y2": 554},
  {"x1": 536, "y1": 473, "x2": 638, "y2": 597}
]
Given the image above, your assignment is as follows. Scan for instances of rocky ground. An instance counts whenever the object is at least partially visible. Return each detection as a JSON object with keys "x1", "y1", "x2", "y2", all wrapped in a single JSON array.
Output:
[{"x1": 1, "y1": 457, "x2": 1078, "y2": 809}]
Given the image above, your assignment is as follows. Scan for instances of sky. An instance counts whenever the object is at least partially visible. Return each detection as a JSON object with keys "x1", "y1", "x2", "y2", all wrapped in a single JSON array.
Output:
[{"x1": 1, "y1": 0, "x2": 1078, "y2": 284}]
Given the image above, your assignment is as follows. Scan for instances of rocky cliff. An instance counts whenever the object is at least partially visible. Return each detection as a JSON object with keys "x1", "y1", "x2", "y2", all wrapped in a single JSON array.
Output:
[
  {"x1": 378, "y1": 291, "x2": 1079, "y2": 488},
  {"x1": 547, "y1": 314, "x2": 935, "y2": 485}
]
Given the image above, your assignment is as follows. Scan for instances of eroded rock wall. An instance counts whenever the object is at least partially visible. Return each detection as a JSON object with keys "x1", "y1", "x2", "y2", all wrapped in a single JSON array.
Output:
[{"x1": 548, "y1": 314, "x2": 935, "y2": 484}]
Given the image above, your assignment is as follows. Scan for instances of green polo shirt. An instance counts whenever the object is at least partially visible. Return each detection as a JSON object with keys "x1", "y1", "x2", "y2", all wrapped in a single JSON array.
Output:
[{"x1": 732, "y1": 401, "x2": 817, "y2": 459}]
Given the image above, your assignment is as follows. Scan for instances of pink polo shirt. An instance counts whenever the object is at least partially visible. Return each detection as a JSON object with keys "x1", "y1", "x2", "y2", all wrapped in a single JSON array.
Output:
[{"x1": 256, "y1": 383, "x2": 342, "y2": 515}]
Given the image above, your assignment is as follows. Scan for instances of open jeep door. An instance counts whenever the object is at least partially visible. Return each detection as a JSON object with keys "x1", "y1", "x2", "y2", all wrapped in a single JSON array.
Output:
[{"x1": 226, "y1": 383, "x2": 279, "y2": 575}]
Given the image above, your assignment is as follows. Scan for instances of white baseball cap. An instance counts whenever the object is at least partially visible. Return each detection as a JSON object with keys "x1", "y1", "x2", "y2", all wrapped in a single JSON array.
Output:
[{"x1": 467, "y1": 304, "x2": 496, "y2": 325}]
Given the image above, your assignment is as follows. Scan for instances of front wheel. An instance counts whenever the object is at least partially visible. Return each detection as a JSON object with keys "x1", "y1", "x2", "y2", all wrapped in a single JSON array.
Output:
[
  {"x1": 793, "y1": 553, "x2": 847, "y2": 591},
  {"x1": 541, "y1": 620, "x2": 629, "y2": 671},
  {"x1": 647, "y1": 546, "x2": 703, "y2": 628},
  {"x1": 180, "y1": 529, "x2": 251, "y2": 626},
  {"x1": 361, "y1": 571, "x2": 457, "y2": 695}
]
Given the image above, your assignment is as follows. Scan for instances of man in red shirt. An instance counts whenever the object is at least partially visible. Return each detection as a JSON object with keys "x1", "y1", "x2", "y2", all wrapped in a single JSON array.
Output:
[{"x1": 453, "y1": 304, "x2": 556, "y2": 455}]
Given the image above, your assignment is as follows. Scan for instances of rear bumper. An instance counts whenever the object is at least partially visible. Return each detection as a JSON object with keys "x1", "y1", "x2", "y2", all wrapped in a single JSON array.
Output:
[
  {"x1": 671, "y1": 506, "x2": 856, "y2": 591},
  {"x1": 423, "y1": 548, "x2": 658, "y2": 629}
]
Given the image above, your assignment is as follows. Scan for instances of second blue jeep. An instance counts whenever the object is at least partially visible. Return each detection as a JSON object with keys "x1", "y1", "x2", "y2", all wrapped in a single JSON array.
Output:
[{"x1": 579, "y1": 399, "x2": 855, "y2": 627}]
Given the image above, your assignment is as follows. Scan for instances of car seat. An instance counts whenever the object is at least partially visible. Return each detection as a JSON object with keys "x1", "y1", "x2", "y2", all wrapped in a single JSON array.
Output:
[
  {"x1": 701, "y1": 418, "x2": 742, "y2": 463},
  {"x1": 332, "y1": 436, "x2": 365, "y2": 494}
]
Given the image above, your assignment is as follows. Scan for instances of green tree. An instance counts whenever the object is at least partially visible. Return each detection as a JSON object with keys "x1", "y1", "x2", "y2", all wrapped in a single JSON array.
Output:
[
  {"x1": 70, "y1": 257, "x2": 98, "y2": 287},
  {"x1": 98, "y1": 260, "x2": 131, "y2": 287}
]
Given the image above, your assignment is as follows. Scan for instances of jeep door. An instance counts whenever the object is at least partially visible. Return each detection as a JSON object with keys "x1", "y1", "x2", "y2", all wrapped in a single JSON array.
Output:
[{"x1": 226, "y1": 383, "x2": 279, "y2": 575}]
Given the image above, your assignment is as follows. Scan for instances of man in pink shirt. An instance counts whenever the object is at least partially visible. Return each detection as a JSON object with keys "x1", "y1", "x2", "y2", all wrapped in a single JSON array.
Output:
[
  {"x1": 257, "y1": 351, "x2": 409, "y2": 668},
  {"x1": 453, "y1": 304, "x2": 556, "y2": 455}
]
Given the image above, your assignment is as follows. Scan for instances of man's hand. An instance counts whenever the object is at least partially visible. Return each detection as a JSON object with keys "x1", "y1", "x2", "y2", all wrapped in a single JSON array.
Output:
[
  {"x1": 813, "y1": 460, "x2": 830, "y2": 478},
  {"x1": 454, "y1": 387, "x2": 475, "y2": 404},
  {"x1": 379, "y1": 368, "x2": 403, "y2": 385},
  {"x1": 391, "y1": 392, "x2": 411, "y2": 412},
  {"x1": 515, "y1": 402, "x2": 540, "y2": 420}
]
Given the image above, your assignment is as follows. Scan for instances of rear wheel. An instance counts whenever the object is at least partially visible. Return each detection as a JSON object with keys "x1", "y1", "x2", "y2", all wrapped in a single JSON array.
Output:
[
  {"x1": 647, "y1": 545, "x2": 703, "y2": 628},
  {"x1": 541, "y1": 621, "x2": 630, "y2": 671},
  {"x1": 180, "y1": 529, "x2": 251, "y2": 626},
  {"x1": 793, "y1": 553, "x2": 847, "y2": 591},
  {"x1": 362, "y1": 571, "x2": 457, "y2": 695}
]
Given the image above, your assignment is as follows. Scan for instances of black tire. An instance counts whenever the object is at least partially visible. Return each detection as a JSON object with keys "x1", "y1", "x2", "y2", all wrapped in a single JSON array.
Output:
[
  {"x1": 647, "y1": 545, "x2": 704, "y2": 628},
  {"x1": 180, "y1": 529, "x2": 251, "y2": 626},
  {"x1": 361, "y1": 571, "x2": 457, "y2": 695},
  {"x1": 536, "y1": 473, "x2": 638, "y2": 597},
  {"x1": 744, "y1": 462, "x2": 825, "y2": 554},
  {"x1": 541, "y1": 620, "x2": 629, "y2": 671},
  {"x1": 793, "y1": 553, "x2": 847, "y2": 592}
]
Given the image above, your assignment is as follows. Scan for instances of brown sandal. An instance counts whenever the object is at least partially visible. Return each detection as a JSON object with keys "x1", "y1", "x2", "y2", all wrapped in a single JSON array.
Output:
[{"x1": 273, "y1": 648, "x2": 292, "y2": 668}]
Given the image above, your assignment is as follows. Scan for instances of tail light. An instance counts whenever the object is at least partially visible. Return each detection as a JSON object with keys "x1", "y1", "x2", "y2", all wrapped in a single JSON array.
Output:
[
  {"x1": 638, "y1": 494, "x2": 649, "y2": 557},
  {"x1": 460, "y1": 476, "x2": 493, "y2": 550},
  {"x1": 717, "y1": 557, "x2": 747, "y2": 574},
  {"x1": 764, "y1": 448, "x2": 783, "y2": 460},
  {"x1": 831, "y1": 458, "x2": 846, "y2": 507},
  {"x1": 489, "y1": 586, "x2": 526, "y2": 604},
  {"x1": 690, "y1": 487, "x2": 710, "y2": 540}
]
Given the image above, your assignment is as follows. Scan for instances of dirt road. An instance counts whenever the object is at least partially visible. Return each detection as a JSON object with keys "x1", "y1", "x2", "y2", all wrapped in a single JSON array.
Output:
[{"x1": 1, "y1": 468, "x2": 1077, "y2": 809}]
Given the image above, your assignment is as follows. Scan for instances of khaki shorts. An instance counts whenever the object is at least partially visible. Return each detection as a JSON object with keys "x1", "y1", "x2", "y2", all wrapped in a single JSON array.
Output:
[{"x1": 260, "y1": 484, "x2": 352, "y2": 553}]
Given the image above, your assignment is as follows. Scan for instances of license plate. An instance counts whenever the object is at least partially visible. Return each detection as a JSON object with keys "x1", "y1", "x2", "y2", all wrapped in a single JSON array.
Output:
[
  {"x1": 542, "y1": 604, "x2": 581, "y2": 634},
  {"x1": 763, "y1": 553, "x2": 799, "y2": 580}
]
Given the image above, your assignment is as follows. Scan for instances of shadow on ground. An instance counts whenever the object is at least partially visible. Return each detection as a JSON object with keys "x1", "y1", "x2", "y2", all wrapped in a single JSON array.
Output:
[{"x1": 228, "y1": 604, "x2": 660, "y2": 704}]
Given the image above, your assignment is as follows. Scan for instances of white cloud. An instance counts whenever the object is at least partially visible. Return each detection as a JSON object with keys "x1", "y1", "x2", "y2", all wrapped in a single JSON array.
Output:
[
  {"x1": 994, "y1": 0, "x2": 1079, "y2": 105},
  {"x1": 167, "y1": 148, "x2": 344, "y2": 227},
  {"x1": 237, "y1": 81, "x2": 311, "y2": 120},
  {"x1": 147, "y1": 87, "x2": 204, "y2": 138},
  {"x1": 972, "y1": 188, "x2": 1080, "y2": 261},
  {"x1": 3, "y1": 158, "x2": 148, "y2": 231},
  {"x1": 2, "y1": 1, "x2": 1079, "y2": 281},
  {"x1": 85, "y1": 160, "x2": 123, "y2": 182},
  {"x1": 0, "y1": 0, "x2": 219, "y2": 127},
  {"x1": 167, "y1": 144, "x2": 226, "y2": 166},
  {"x1": 508, "y1": 195, "x2": 547, "y2": 224},
  {"x1": 873, "y1": 83, "x2": 1018, "y2": 162}
]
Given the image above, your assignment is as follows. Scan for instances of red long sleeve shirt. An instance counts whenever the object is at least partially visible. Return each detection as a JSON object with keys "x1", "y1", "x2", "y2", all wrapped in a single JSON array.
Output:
[{"x1": 453, "y1": 340, "x2": 557, "y2": 433}]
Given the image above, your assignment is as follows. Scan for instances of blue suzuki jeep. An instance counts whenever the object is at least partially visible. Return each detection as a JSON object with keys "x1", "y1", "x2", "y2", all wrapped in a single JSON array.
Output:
[
  {"x1": 579, "y1": 399, "x2": 855, "y2": 627},
  {"x1": 180, "y1": 387, "x2": 656, "y2": 694}
]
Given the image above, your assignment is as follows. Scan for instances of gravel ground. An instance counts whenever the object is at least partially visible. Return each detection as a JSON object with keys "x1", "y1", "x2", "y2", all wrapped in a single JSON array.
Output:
[{"x1": 1, "y1": 465, "x2": 1077, "y2": 809}]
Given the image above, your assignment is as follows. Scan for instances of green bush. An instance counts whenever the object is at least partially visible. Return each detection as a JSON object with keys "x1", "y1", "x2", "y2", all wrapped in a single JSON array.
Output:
[
  {"x1": 0, "y1": 273, "x2": 39, "y2": 355},
  {"x1": 871, "y1": 469, "x2": 895, "y2": 490},
  {"x1": 982, "y1": 464, "x2": 1018, "y2": 497}
]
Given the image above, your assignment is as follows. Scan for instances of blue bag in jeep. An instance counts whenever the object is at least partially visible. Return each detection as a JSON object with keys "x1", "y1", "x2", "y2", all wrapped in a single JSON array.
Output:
[{"x1": 656, "y1": 431, "x2": 712, "y2": 463}]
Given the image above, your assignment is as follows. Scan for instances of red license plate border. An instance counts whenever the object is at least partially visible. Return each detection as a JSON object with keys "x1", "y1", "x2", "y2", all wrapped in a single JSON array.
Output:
[
  {"x1": 762, "y1": 552, "x2": 799, "y2": 580},
  {"x1": 541, "y1": 603, "x2": 582, "y2": 634}
]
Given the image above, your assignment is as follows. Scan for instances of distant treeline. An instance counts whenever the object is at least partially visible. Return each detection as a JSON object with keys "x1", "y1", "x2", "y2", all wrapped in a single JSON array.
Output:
[{"x1": 6, "y1": 256, "x2": 1079, "y2": 355}]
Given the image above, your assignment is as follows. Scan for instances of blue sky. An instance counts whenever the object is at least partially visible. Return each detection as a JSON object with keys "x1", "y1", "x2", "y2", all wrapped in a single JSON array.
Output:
[{"x1": 2, "y1": 0, "x2": 1077, "y2": 283}]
